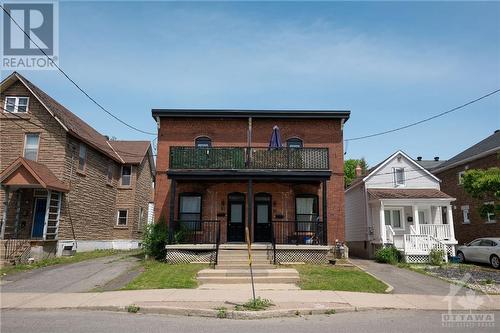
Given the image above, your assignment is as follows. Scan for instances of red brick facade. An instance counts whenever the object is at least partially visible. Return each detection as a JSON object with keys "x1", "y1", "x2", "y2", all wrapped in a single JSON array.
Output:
[
  {"x1": 154, "y1": 116, "x2": 346, "y2": 244},
  {"x1": 435, "y1": 153, "x2": 499, "y2": 244}
]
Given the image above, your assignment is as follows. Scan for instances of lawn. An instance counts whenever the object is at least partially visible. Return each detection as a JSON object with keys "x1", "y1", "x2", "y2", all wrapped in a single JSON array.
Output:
[
  {"x1": 294, "y1": 264, "x2": 388, "y2": 293},
  {"x1": 0, "y1": 249, "x2": 138, "y2": 276},
  {"x1": 123, "y1": 261, "x2": 207, "y2": 290}
]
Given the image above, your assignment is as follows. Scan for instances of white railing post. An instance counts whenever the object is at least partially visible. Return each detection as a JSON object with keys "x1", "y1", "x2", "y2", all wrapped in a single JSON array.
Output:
[
  {"x1": 380, "y1": 202, "x2": 386, "y2": 244},
  {"x1": 412, "y1": 205, "x2": 420, "y2": 235},
  {"x1": 447, "y1": 205, "x2": 456, "y2": 241}
]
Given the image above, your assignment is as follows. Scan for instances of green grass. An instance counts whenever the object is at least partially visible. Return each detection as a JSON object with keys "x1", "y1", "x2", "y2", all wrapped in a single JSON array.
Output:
[
  {"x1": 294, "y1": 264, "x2": 388, "y2": 293},
  {"x1": 123, "y1": 261, "x2": 207, "y2": 290},
  {"x1": 0, "y1": 249, "x2": 138, "y2": 277}
]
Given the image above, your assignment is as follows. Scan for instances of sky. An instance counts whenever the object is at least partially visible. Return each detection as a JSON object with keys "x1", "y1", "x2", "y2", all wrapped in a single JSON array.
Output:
[{"x1": 2, "y1": 1, "x2": 499, "y2": 166}]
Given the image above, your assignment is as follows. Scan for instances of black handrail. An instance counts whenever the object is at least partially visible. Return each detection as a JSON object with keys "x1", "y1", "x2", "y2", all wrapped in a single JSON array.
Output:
[
  {"x1": 169, "y1": 220, "x2": 220, "y2": 244},
  {"x1": 214, "y1": 222, "x2": 221, "y2": 267},
  {"x1": 270, "y1": 221, "x2": 277, "y2": 265},
  {"x1": 271, "y1": 220, "x2": 326, "y2": 245}
]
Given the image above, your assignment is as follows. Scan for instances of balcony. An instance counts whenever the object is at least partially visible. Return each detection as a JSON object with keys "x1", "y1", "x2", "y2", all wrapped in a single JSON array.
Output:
[{"x1": 169, "y1": 147, "x2": 329, "y2": 170}]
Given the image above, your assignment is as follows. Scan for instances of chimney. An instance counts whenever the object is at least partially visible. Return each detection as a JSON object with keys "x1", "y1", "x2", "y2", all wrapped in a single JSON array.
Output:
[
  {"x1": 355, "y1": 164, "x2": 362, "y2": 177},
  {"x1": 434, "y1": 156, "x2": 440, "y2": 161},
  {"x1": 417, "y1": 156, "x2": 422, "y2": 161}
]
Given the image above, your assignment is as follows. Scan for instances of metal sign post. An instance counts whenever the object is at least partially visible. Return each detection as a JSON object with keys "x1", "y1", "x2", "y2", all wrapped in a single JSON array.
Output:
[{"x1": 245, "y1": 227, "x2": 256, "y2": 301}]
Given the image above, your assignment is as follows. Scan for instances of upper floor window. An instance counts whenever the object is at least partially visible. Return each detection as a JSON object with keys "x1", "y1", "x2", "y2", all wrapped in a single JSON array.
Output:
[
  {"x1": 121, "y1": 165, "x2": 132, "y2": 186},
  {"x1": 24, "y1": 133, "x2": 40, "y2": 161},
  {"x1": 458, "y1": 171, "x2": 465, "y2": 185},
  {"x1": 4, "y1": 96, "x2": 29, "y2": 113},
  {"x1": 106, "y1": 164, "x2": 114, "y2": 184},
  {"x1": 195, "y1": 136, "x2": 212, "y2": 148},
  {"x1": 393, "y1": 168, "x2": 405, "y2": 186},
  {"x1": 78, "y1": 144, "x2": 87, "y2": 172},
  {"x1": 483, "y1": 202, "x2": 496, "y2": 223},
  {"x1": 287, "y1": 138, "x2": 303, "y2": 149}
]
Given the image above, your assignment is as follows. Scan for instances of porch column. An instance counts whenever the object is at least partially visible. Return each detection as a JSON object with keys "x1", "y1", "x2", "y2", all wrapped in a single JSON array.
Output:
[
  {"x1": 168, "y1": 179, "x2": 177, "y2": 243},
  {"x1": 379, "y1": 201, "x2": 386, "y2": 244},
  {"x1": 412, "y1": 205, "x2": 420, "y2": 234},
  {"x1": 1, "y1": 186, "x2": 9, "y2": 239},
  {"x1": 247, "y1": 179, "x2": 253, "y2": 242},
  {"x1": 322, "y1": 179, "x2": 327, "y2": 244},
  {"x1": 447, "y1": 205, "x2": 456, "y2": 241}
]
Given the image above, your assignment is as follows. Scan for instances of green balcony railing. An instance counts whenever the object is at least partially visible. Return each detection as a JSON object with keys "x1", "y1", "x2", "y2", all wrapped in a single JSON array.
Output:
[{"x1": 169, "y1": 147, "x2": 329, "y2": 170}]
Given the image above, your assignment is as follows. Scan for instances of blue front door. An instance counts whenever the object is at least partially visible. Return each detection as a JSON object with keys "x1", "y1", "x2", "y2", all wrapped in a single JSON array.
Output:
[{"x1": 32, "y1": 198, "x2": 47, "y2": 238}]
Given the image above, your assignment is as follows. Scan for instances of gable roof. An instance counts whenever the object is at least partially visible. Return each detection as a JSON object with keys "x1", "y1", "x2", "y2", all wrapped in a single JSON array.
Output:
[
  {"x1": 416, "y1": 159, "x2": 446, "y2": 170},
  {"x1": 1, "y1": 72, "x2": 153, "y2": 167},
  {"x1": 0, "y1": 157, "x2": 70, "y2": 192},
  {"x1": 433, "y1": 131, "x2": 500, "y2": 173}
]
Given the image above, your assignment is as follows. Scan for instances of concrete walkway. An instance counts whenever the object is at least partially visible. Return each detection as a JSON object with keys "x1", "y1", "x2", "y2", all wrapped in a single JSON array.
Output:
[
  {"x1": 1, "y1": 288, "x2": 498, "y2": 318},
  {"x1": 0, "y1": 254, "x2": 141, "y2": 293},
  {"x1": 350, "y1": 259, "x2": 466, "y2": 295}
]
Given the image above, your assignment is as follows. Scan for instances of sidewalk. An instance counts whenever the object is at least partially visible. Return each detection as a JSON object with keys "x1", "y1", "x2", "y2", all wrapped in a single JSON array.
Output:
[{"x1": 2, "y1": 288, "x2": 499, "y2": 318}]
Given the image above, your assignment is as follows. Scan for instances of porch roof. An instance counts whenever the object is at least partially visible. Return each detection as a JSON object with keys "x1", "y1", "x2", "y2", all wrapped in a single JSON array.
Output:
[
  {"x1": 0, "y1": 157, "x2": 70, "y2": 192},
  {"x1": 367, "y1": 188, "x2": 452, "y2": 200}
]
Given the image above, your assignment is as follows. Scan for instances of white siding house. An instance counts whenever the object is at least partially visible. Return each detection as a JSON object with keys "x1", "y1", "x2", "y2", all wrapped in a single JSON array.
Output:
[{"x1": 345, "y1": 151, "x2": 458, "y2": 262}]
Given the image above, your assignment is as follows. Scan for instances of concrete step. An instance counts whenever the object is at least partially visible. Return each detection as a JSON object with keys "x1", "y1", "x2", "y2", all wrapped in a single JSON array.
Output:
[
  {"x1": 219, "y1": 243, "x2": 272, "y2": 250},
  {"x1": 197, "y1": 276, "x2": 299, "y2": 284},
  {"x1": 198, "y1": 268, "x2": 297, "y2": 278},
  {"x1": 215, "y1": 264, "x2": 275, "y2": 270},
  {"x1": 218, "y1": 251, "x2": 270, "y2": 258},
  {"x1": 217, "y1": 259, "x2": 271, "y2": 265}
]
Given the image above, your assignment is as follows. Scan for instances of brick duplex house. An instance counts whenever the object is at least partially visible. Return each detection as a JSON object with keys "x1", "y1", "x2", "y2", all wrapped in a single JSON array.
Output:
[
  {"x1": 153, "y1": 109, "x2": 349, "y2": 263},
  {"x1": 0, "y1": 72, "x2": 155, "y2": 260},
  {"x1": 432, "y1": 131, "x2": 499, "y2": 245}
]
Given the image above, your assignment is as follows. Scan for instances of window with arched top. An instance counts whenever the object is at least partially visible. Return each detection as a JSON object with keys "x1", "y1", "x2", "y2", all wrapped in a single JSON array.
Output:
[
  {"x1": 195, "y1": 136, "x2": 212, "y2": 148},
  {"x1": 287, "y1": 138, "x2": 303, "y2": 149}
]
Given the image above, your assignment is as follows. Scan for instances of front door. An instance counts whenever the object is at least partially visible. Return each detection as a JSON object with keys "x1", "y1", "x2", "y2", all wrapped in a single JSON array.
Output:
[
  {"x1": 32, "y1": 198, "x2": 47, "y2": 238},
  {"x1": 227, "y1": 193, "x2": 245, "y2": 242},
  {"x1": 254, "y1": 193, "x2": 272, "y2": 242}
]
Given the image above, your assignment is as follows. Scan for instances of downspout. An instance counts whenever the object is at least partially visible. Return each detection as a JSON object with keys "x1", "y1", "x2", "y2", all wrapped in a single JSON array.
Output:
[{"x1": 66, "y1": 147, "x2": 77, "y2": 250}]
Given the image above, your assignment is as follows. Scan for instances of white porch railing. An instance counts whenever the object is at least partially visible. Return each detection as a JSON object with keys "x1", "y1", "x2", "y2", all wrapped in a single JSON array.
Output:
[
  {"x1": 385, "y1": 225, "x2": 395, "y2": 244},
  {"x1": 419, "y1": 224, "x2": 452, "y2": 241},
  {"x1": 409, "y1": 225, "x2": 417, "y2": 235},
  {"x1": 403, "y1": 234, "x2": 448, "y2": 262}
]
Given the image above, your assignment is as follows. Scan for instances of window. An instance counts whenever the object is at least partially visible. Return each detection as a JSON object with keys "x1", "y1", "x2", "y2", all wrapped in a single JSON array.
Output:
[
  {"x1": 458, "y1": 171, "x2": 465, "y2": 185},
  {"x1": 461, "y1": 205, "x2": 470, "y2": 224},
  {"x1": 4, "y1": 96, "x2": 29, "y2": 113},
  {"x1": 195, "y1": 137, "x2": 212, "y2": 148},
  {"x1": 484, "y1": 202, "x2": 496, "y2": 223},
  {"x1": 479, "y1": 239, "x2": 496, "y2": 247},
  {"x1": 393, "y1": 168, "x2": 405, "y2": 186},
  {"x1": 441, "y1": 206, "x2": 448, "y2": 224},
  {"x1": 469, "y1": 239, "x2": 481, "y2": 246},
  {"x1": 78, "y1": 144, "x2": 86, "y2": 172},
  {"x1": 116, "y1": 210, "x2": 128, "y2": 226},
  {"x1": 296, "y1": 195, "x2": 318, "y2": 231},
  {"x1": 106, "y1": 164, "x2": 113, "y2": 184},
  {"x1": 23, "y1": 133, "x2": 40, "y2": 161},
  {"x1": 138, "y1": 207, "x2": 145, "y2": 230},
  {"x1": 121, "y1": 165, "x2": 132, "y2": 186},
  {"x1": 179, "y1": 193, "x2": 202, "y2": 230},
  {"x1": 287, "y1": 138, "x2": 303, "y2": 149},
  {"x1": 384, "y1": 209, "x2": 403, "y2": 229}
]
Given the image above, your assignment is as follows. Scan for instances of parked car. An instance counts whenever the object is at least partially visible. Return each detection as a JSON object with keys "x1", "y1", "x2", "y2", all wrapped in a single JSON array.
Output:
[{"x1": 456, "y1": 238, "x2": 500, "y2": 269}]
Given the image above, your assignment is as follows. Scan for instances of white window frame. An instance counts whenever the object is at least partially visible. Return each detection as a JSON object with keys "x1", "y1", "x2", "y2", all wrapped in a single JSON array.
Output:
[
  {"x1": 23, "y1": 133, "x2": 40, "y2": 161},
  {"x1": 461, "y1": 205, "x2": 470, "y2": 224},
  {"x1": 78, "y1": 144, "x2": 87, "y2": 172},
  {"x1": 393, "y1": 167, "x2": 405, "y2": 187},
  {"x1": 138, "y1": 207, "x2": 144, "y2": 230},
  {"x1": 458, "y1": 171, "x2": 465, "y2": 185},
  {"x1": 4, "y1": 96, "x2": 29, "y2": 113},
  {"x1": 116, "y1": 210, "x2": 128, "y2": 226},
  {"x1": 484, "y1": 201, "x2": 496, "y2": 224},
  {"x1": 384, "y1": 207, "x2": 405, "y2": 230},
  {"x1": 120, "y1": 165, "x2": 132, "y2": 186}
]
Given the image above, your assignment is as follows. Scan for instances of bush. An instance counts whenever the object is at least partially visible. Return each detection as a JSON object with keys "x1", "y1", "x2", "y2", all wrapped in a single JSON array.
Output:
[
  {"x1": 374, "y1": 246, "x2": 402, "y2": 264},
  {"x1": 429, "y1": 248, "x2": 445, "y2": 266},
  {"x1": 142, "y1": 215, "x2": 169, "y2": 260}
]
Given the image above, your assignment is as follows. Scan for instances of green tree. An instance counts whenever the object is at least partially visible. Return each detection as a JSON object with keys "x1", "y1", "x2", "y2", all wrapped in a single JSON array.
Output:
[
  {"x1": 344, "y1": 158, "x2": 368, "y2": 188},
  {"x1": 462, "y1": 167, "x2": 500, "y2": 218}
]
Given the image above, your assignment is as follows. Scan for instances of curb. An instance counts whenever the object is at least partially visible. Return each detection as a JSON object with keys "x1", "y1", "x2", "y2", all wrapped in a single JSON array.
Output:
[{"x1": 348, "y1": 260, "x2": 394, "y2": 293}]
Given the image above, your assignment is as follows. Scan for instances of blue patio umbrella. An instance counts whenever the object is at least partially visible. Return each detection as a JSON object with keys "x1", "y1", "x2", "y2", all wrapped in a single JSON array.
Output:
[{"x1": 269, "y1": 125, "x2": 283, "y2": 149}]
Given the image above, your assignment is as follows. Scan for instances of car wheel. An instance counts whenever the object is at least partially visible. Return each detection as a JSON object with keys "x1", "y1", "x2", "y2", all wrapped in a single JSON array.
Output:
[
  {"x1": 490, "y1": 255, "x2": 500, "y2": 269},
  {"x1": 457, "y1": 251, "x2": 466, "y2": 263}
]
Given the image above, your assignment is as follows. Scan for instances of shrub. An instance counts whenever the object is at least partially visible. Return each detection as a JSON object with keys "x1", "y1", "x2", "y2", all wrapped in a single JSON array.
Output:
[
  {"x1": 374, "y1": 246, "x2": 402, "y2": 264},
  {"x1": 142, "y1": 215, "x2": 169, "y2": 260},
  {"x1": 235, "y1": 297, "x2": 274, "y2": 311},
  {"x1": 429, "y1": 248, "x2": 445, "y2": 266}
]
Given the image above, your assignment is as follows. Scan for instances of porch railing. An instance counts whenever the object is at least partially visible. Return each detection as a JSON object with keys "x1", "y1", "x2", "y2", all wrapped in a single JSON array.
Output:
[
  {"x1": 419, "y1": 224, "x2": 452, "y2": 241},
  {"x1": 271, "y1": 220, "x2": 326, "y2": 245},
  {"x1": 169, "y1": 220, "x2": 220, "y2": 244},
  {"x1": 385, "y1": 225, "x2": 395, "y2": 244},
  {"x1": 169, "y1": 147, "x2": 329, "y2": 170},
  {"x1": 403, "y1": 234, "x2": 448, "y2": 262}
]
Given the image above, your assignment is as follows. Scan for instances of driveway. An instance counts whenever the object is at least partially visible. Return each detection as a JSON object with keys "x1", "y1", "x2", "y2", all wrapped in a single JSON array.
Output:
[
  {"x1": 350, "y1": 258, "x2": 466, "y2": 295},
  {"x1": 0, "y1": 253, "x2": 141, "y2": 293}
]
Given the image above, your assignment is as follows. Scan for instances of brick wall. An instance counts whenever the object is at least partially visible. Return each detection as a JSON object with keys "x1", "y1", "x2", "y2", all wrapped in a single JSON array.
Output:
[
  {"x1": 435, "y1": 153, "x2": 499, "y2": 244},
  {"x1": 154, "y1": 116, "x2": 346, "y2": 243}
]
